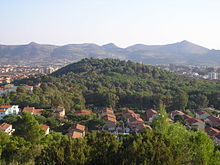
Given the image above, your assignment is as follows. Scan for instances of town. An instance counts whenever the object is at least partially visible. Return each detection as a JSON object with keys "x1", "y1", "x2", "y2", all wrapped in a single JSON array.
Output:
[
  {"x1": 158, "y1": 64, "x2": 220, "y2": 80},
  {"x1": 0, "y1": 65, "x2": 58, "y2": 84},
  {"x1": 1, "y1": 92, "x2": 220, "y2": 145}
]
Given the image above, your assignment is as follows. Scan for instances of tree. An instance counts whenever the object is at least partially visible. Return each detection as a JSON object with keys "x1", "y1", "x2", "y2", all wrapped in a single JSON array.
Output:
[
  {"x1": 106, "y1": 92, "x2": 119, "y2": 108},
  {"x1": 175, "y1": 90, "x2": 188, "y2": 110},
  {"x1": 14, "y1": 112, "x2": 42, "y2": 143}
]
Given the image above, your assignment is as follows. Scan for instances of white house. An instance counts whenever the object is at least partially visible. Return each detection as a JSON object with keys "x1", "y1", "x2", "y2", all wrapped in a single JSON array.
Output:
[
  {"x1": 0, "y1": 123, "x2": 15, "y2": 135},
  {"x1": 0, "y1": 105, "x2": 20, "y2": 120}
]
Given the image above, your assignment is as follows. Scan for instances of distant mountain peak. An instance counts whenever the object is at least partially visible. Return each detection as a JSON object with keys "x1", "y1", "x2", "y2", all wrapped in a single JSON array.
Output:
[
  {"x1": 102, "y1": 43, "x2": 119, "y2": 48},
  {"x1": 28, "y1": 42, "x2": 39, "y2": 45}
]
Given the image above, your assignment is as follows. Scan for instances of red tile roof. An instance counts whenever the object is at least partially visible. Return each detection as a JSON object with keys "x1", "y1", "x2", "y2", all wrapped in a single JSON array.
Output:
[
  {"x1": 105, "y1": 116, "x2": 117, "y2": 123},
  {"x1": 23, "y1": 107, "x2": 43, "y2": 115},
  {"x1": 0, "y1": 105, "x2": 13, "y2": 108},
  {"x1": 146, "y1": 109, "x2": 157, "y2": 119},
  {"x1": 186, "y1": 118, "x2": 204, "y2": 125},
  {"x1": 205, "y1": 127, "x2": 220, "y2": 136},
  {"x1": 23, "y1": 107, "x2": 35, "y2": 113},
  {"x1": 171, "y1": 110, "x2": 185, "y2": 117},
  {"x1": 71, "y1": 131, "x2": 83, "y2": 138},
  {"x1": 75, "y1": 124, "x2": 85, "y2": 131},
  {"x1": 40, "y1": 124, "x2": 49, "y2": 130},
  {"x1": 75, "y1": 109, "x2": 92, "y2": 115},
  {"x1": 33, "y1": 109, "x2": 43, "y2": 115},
  {"x1": 0, "y1": 123, "x2": 11, "y2": 131},
  {"x1": 129, "y1": 117, "x2": 144, "y2": 123},
  {"x1": 122, "y1": 109, "x2": 135, "y2": 114}
]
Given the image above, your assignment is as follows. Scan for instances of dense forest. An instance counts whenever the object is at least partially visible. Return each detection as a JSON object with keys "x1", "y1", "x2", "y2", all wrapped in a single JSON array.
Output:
[
  {"x1": 0, "y1": 108, "x2": 220, "y2": 165},
  {"x1": 2, "y1": 58, "x2": 220, "y2": 112}
]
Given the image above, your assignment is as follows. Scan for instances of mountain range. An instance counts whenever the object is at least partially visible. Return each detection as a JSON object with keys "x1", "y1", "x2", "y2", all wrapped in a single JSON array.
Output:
[{"x1": 0, "y1": 40, "x2": 220, "y2": 66}]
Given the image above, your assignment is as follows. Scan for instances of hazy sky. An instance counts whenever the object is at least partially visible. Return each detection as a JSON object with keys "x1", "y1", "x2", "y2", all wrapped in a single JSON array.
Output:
[{"x1": 1, "y1": 0, "x2": 220, "y2": 48}]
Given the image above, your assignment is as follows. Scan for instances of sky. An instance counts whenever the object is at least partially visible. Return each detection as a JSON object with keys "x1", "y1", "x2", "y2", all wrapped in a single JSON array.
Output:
[{"x1": 1, "y1": 0, "x2": 220, "y2": 49}]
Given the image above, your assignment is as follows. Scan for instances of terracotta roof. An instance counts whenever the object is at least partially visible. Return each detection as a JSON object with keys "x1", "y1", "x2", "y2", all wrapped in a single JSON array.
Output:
[
  {"x1": 0, "y1": 123, "x2": 11, "y2": 131},
  {"x1": 0, "y1": 105, "x2": 13, "y2": 108},
  {"x1": 23, "y1": 107, "x2": 35, "y2": 113},
  {"x1": 103, "y1": 108, "x2": 114, "y2": 113},
  {"x1": 205, "y1": 127, "x2": 220, "y2": 136},
  {"x1": 129, "y1": 117, "x2": 144, "y2": 123},
  {"x1": 122, "y1": 109, "x2": 135, "y2": 114},
  {"x1": 75, "y1": 109, "x2": 92, "y2": 115},
  {"x1": 23, "y1": 107, "x2": 43, "y2": 115},
  {"x1": 75, "y1": 124, "x2": 85, "y2": 131},
  {"x1": 186, "y1": 118, "x2": 204, "y2": 125},
  {"x1": 40, "y1": 124, "x2": 49, "y2": 130},
  {"x1": 127, "y1": 113, "x2": 140, "y2": 119},
  {"x1": 206, "y1": 116, "x2": 220, "y2": 125},
  {"x1": 105, "y1": 116, "x2": 117, "y2": 123},
  {"x1": 146, "y1": 109, "x2": 157, "y2": 119},
  {"x1": 71, "y1": 131, "x2": 83, "y2": 138},
  {"x1": 183, "y1": 114, "x2": 193, "y2": 120},
  {"x1": 171, "y1": 110, "x2": 185, "y2": 117},
  {"x1": 23, "y1": 86, "x2": 33, "y2": 88},
  {"x1": 33, "y1": 109, "x2": 43, "y2": 115}
]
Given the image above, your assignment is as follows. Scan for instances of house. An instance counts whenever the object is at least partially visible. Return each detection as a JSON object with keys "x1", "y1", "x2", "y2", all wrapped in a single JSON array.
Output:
[
  {"x1": 40, "y1": 124, "x2": 50, "y2": 135},
  {"x1": 100, "y1": 108, "x2": 117, "y2": 131},
  {"x1": 185, "y1": 118, "x2": 205, "y2": 130},
  {"x1": 195, "y1": 111, "x2": 210, "y2": 120},
  {"x1": 53, "y1": 107, "x2": 65, "y2": 118},
  {"x1": 146, "y1": 109, "x2": 158, "y2": 122},
  {"x1": 101, "y1": 108, "x2": 114, "y2": 116},
  {"x1": 122, "y1": 109, "x2": 137, "y2": 118},
  {"x1": 205, "y1": 116, "x2": 220, "y2": 127},
  {"x1": 170, "y1": 110, "x2": 185, "y2": 120},
  {"x1": 67, "y1": 124, "x2": 86, "y2": 138},
  {"x1": 75, "y1": 109, "x2": 92, "y2": 115},
  {"x1": 134, "y1": 123, "x2": 152, "y2": 132},
  {"x1": 0, "y1": 123, "x2": 14, "y2": 135},
  {"x1": 23, "y1": 107, "x2": 43, "y2": 116},
  {"x1": 23, "y1": 85, "x2": 33, "y2": 91},
  {"x1": 0, "y1": 105, "x2": 20, "y2": 120},
  {"x1": 205, "y1": 127, "x2": 220, "y2": 136},
  {"x1": 103, "y1": 115, "x2": 117, "y2": 131}
]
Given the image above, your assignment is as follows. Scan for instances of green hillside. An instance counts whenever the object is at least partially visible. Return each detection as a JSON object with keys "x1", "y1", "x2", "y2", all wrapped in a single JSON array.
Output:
[
  {"x1": 51, "y1": 58, "x2": 220, "y2": 110},
  {"x1": 3, "y1": 58, "x2": 220, "y2": 111}
]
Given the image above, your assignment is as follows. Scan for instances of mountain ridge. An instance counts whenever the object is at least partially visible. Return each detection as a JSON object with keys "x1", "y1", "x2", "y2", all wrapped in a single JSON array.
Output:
[{"x1": 0, "y1": 40, "x2": 219, "y2": 66}]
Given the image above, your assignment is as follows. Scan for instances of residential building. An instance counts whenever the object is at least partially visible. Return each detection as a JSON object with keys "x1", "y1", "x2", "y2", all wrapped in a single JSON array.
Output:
[
  {"x1": 67, "y1": 124, "x2": 86, "y2": 138},
  {"x1": 40, "y1": 124, "x2": 50, "y2": 135},
  {"x1": 185, "y1": 118, "x2": 205, "y2": 130},
  {"x1": 75, "y1": 109, "x2": 92, "y2": 115},
  {"x1": 205, "y1": 116, "x2": 220, "y2": 127},
  {"x1": 0, "y1": 105, "x2": 20, "y2": 120},
  {"x1": 170, "y1": 110, "x2": 185, "y2": 120},
  {"x1": 23, "y1": 107, "x2": 43, "y2": 116},
  {"x1": 0, "y1": 123, "x2": 14, "y2": 135},
  {"x1": 53, "y1": 107, "x2": 65, "y2": 119},
  {"x1": 146, "y1": 109, "x2": 158, "y2": 122},
  {"x1": 122, "y1": 109, "x2": 140, "y2": 119},
  {"x1": 195, "y1": 111, "x2": 210, "y2": 120},
  {"x1": 205, "y1": 127, "x2": 220, "y2": 137}
]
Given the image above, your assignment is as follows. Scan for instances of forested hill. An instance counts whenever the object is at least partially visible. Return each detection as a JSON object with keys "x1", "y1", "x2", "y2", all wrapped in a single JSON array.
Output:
[{"x1": 50, "y1": 58, "x2": 220, "y2": 110}]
